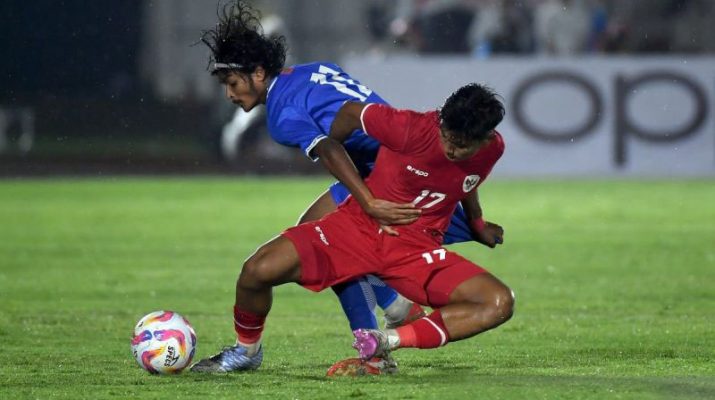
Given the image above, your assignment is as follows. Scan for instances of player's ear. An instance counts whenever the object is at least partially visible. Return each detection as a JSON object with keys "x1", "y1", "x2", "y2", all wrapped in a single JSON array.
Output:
[{"x1": 252, "y1": 66, "x2": 267, "y2": 82}]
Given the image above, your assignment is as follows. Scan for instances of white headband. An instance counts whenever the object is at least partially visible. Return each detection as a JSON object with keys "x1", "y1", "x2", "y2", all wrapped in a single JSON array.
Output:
[{"x1": 213, "y1": 62, "x2": 244, "y2": 71}]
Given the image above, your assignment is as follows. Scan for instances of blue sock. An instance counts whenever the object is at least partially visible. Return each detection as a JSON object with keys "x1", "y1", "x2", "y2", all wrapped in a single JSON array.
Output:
[
  {"x1": 332, "y1": 278, "x2": 378, "y2": 330},
  {"x1": 366, "y1": 275, "x2": 399, "y2": 309}
]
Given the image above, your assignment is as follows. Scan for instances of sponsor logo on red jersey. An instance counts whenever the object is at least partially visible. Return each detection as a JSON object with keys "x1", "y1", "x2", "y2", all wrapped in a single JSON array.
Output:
[
  {"x1": 314, "y1": 226, "x2": 330, "y2": 245},
  {"x1": 406, "y1": 165, "x2": 429, "y2": 177}
]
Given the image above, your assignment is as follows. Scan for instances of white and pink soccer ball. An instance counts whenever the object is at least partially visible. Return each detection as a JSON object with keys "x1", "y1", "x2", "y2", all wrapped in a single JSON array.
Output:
[{"x1": 131, "y1": 311, "x2": 197, "y2": 374}]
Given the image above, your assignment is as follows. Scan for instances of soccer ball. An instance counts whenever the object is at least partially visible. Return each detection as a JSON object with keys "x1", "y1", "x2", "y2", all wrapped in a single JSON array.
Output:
[{"x1": 130, "y1": 310, "x2": 197, "y2": 374}]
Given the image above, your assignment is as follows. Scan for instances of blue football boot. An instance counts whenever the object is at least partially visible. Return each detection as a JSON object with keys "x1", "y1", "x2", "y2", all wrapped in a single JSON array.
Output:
[{"x1": 190, "y1": 344, "x2": 263, "y2": 372}]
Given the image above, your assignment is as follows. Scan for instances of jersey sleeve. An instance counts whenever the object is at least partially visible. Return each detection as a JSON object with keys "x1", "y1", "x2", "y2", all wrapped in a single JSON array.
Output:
[
  {"x1": 360, "y1": 103, "x2": 416, "y2": 152},
  {"x1": 272, "y1": 106, "x2": 327, "y2": 162},
  {"x1": 476, "y1": 131, "x2": 505, "y2": 188}
]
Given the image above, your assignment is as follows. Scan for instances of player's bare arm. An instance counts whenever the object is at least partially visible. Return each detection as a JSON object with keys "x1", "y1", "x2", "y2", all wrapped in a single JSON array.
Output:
[
  {"x1": 461, "y1": 189, "x2": 504, "y2": 248},
  {"x1": 319, "y1": 102, "x2": 421, "y2": 233}
]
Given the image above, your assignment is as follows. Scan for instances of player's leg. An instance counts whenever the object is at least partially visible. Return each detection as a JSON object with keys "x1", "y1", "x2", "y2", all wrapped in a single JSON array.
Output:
[
  {"x1": 296, "y1": 187, "x2": 338, "y2": 223},
  {"x1": 235, "y1": 234, "x2": 303, "y2": 321},
  {"x1": 191, "y1": 235, "x2": 302, "y2": 372},
  {"x1": 300, "y1": 185, "x2": 422, "y2": 329},
  {"x1": 331, "y1": 279, "x2": 378, "y2": 330},
  {"x1": 353, "y1": 261, "x2": 514, "y2": 359},
  {"x1": 328, "y1": 275, "x2": 423, "y2": 332},
  {"x1": 435, "y1": 272, "x2": 514, "y2": 340},
  {"x1": 365, "y1": 275, "x2": 426, "y2": 329},
  {"x1": 299, "y1": 189, "x2": 379, "y2": 330},
  {"x1": 298, "y1": 186, "x2": 418, "y2": 376}
]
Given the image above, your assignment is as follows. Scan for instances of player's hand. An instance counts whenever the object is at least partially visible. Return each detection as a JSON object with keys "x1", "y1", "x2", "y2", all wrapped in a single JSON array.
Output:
[
  {"x1": 379, "y1": 224, "x2": 400, "y2": 236},
  {"x1": 473, "y1": 221, "x2": 504, "y2": 248},
  {"x1": 365, "y1": 199, "x2": 421, "y2": 235}
]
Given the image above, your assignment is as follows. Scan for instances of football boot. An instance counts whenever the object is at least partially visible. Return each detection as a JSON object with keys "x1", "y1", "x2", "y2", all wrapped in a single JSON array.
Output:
[{"x1": 190, "y1": 344, "x2": 263, "y2": 373}]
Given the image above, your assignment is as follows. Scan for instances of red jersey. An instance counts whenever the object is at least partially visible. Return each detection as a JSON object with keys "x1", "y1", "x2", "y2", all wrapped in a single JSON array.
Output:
[
  {"x1": 344, "y1": 103, "x2": 504, "y2": 235},
  {"x1": 284, "y1": 103, "x2": 502, "y2": 299}
]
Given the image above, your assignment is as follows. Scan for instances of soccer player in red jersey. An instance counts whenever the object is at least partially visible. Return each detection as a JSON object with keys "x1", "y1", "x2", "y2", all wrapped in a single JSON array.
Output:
[{"x1": 191, "y1": 83, "x2": 513, "y2": 372}]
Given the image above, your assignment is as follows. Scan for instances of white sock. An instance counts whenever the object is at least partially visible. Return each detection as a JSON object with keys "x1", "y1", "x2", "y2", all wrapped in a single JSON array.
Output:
[
  {"x1": 385, "y1": 329, "x2": 401, "y2": 350},
  {"x1": 237, "y1": 339, "x2": 262, "y2": 357},
  {"x1": 383, "y1": 295, "x2": 413, "y2": 324}
]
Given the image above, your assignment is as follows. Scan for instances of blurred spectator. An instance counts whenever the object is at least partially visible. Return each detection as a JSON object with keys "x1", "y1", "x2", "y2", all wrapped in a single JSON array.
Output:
[
  {"x1": 140, "y1": 0, "x2": 218, "y2": 102},
  {"x1": 371, "y1": 0, "x2": 715, "y2": 57},
  {"x1": 366, "y1": 1, "x2": 393, "y2": 44},
  {"x1": 587, "y1": 0, "x2": 609, "y2": 52},
  {"x1": 390, "y1": 0, "x2": 476, "y2": 54},
  {"x1": 534, "y1": 0, "x2": 590, "y2": 55},
  {"x1": 0, "y1": 108, "x2": 35, "y2": 155},
  {"x1": 469, "y1": 0, "x2": 535, "y2": 57},
  {"x1": 609, "y1": 0, "x2": 674, "y2": 53},
  {"x1": 671, "y1": 0, "x2": 715, "y2": 53}
]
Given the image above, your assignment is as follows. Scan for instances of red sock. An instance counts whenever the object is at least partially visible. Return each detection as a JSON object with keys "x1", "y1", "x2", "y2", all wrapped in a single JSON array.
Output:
[
  {"x1": 233, "y1": 305, "x2": 266, "y2": 345},
  {"x1": 395, "y1": 310, "x2": 450, "y2": 349}
]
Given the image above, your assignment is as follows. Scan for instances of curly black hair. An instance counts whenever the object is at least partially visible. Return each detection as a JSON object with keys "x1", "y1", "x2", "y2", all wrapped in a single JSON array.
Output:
[
  {"x1": 439, "y1": 83, "x2": 505, "y2": 144},
  {"x1": 200, "y1": 1, "x2": 287, "y2": 80}
]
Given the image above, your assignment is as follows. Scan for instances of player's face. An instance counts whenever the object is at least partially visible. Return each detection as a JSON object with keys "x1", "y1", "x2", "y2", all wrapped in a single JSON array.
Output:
[
  {"x1": 222, "y1": 69, "x2": 269, "y2": 112},
  {"x1": 439, "y1": 129, "x2": 493, "y2": 161}
]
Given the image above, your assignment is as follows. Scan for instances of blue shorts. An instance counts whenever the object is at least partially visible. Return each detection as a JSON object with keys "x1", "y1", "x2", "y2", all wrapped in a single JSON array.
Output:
[{"x1": 328, "y1": 181, "x2": 473, "y2": 245}]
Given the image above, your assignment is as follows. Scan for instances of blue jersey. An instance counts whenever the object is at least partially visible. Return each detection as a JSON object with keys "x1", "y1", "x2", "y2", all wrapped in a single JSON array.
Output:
[{"x1": 265, "y1": 62, "x2": 385, "y2": 177}]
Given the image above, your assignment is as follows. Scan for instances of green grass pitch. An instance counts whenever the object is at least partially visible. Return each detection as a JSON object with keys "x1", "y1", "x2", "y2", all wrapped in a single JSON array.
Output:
[{"x1": 1, "y1": 177, "x2": 713, "y2": 399}]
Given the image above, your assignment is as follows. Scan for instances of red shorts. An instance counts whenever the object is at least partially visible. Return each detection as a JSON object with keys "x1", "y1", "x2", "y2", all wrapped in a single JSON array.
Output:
[{"x1": 282, "y1": 209, "x2": 487, "y2": 308}]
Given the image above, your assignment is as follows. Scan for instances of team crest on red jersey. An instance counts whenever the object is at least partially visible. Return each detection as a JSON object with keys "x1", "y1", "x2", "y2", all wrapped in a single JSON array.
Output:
[{"x1": 463, "y1": 175, "x2": 480, "y2": 192}]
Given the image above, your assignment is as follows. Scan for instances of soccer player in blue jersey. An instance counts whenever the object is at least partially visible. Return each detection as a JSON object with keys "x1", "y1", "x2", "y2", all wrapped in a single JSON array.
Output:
[{"x1": 191, "y1": 1, "x2": 480, "y2": 374}]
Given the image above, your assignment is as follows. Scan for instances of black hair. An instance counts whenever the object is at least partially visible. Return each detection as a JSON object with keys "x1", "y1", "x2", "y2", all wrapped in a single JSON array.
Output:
[
  {"x1": 439, "y1": 83, "x2": 505, "y2": 144},
  {"x1": 200, "y1": 1, "x2": 287, "y2": 80}
]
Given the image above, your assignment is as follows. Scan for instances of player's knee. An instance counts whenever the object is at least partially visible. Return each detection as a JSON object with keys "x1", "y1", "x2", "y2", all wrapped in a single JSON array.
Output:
[
  {"x1": 239, "y1": 247, "x2": 275, "y2": 289},
  {"x1": 488, "y1": 286, "x2": 515, "y2": 324}
]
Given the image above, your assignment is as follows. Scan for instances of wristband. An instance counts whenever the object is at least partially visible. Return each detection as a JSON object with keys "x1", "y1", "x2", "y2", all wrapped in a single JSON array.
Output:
[{"x1": 470, "y1": 217, "x2": 486, "y2": 232}]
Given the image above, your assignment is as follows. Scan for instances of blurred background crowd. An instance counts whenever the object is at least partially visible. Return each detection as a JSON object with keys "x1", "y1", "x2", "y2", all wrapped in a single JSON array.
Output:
[
  {"x1": 1, "y1": 0, "x2": 713, "y2": 175},
  {"x1": 368, "y1": 0, "x2": 715, "y2": 57}
]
